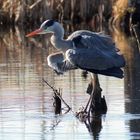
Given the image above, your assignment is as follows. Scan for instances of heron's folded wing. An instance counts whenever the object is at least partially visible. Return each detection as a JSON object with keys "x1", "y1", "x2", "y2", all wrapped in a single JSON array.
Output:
[
  {"x1": 66, "y1": 48, "x2": 125, "y2": 71},
  {"x1": 70, "y1": 31, "x2": 117, "y2": 53}
]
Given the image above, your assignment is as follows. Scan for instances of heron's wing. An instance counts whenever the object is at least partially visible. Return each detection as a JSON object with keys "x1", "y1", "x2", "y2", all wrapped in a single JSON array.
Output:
[
  {"x1": 69, "y1": 32, "x2": 125, "y2": 69},
  {"x1": 66, "y1": 48, "x2": 125, "y2": 71},
  {"x1": 73, "y1": 34, "x2": 117, "y2": 52},
  {"x1": 68, "y1": 30, "x2": 118, "y2": 53},
  {"x1": 47, "y1": 52, "x2": 77, "y2": 74}
]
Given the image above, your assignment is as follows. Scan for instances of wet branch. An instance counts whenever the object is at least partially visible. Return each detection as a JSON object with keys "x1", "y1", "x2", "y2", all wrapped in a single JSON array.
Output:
[{"x1": 42, "y1": 78, "x2": 71, "y2": 111}]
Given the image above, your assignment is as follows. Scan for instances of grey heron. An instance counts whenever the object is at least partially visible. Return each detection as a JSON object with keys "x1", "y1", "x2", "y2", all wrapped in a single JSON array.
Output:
[{"x1": 26, "y1": 19, "x2": 125, "y2": 116}]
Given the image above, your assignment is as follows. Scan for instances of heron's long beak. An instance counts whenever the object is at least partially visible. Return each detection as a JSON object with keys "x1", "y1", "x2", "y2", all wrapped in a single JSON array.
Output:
[{"x1": 26, "y1": 28, "x2": 43, "y2": 37}]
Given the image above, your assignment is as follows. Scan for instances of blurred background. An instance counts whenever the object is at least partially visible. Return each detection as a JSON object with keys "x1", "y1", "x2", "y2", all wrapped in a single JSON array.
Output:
[{"x1": 0, "y1": 0, "x2": 139, "y2": 27}]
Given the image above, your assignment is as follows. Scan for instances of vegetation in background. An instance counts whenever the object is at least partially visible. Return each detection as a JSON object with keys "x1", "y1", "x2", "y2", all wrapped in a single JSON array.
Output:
[
  {"x1": 112, "y1": 0, "x2": 128, "y2": 25},
  {"x1": 0, "y1": 0, "x2": 139, "y2": 29},
  {"x1": 0, "y1": 0, "x2": 112, "y2": 26}
]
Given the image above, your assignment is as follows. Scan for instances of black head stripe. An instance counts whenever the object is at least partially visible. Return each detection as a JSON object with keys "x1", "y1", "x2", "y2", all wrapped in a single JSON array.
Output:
[
  {"x1": 45, "y1": 20, "x2": 54, "y2": 27},
  {"x1": 41, "y1": 19, "x2": 55, "y2": 29}
]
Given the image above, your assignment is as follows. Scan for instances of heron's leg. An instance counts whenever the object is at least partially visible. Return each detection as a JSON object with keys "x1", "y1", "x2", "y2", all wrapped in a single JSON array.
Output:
[
  {"x1": 76, "y1": 74, "x2": 106, "y2": 121},
  {"x1": 90, "y1": 74, "x2": 102, "y2": 113},
  {"x1": 84, "y1": 74, "x2": 102, "y2": 116}
]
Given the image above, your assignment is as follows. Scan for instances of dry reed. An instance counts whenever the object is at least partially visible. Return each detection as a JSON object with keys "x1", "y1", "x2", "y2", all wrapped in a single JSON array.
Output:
[{"x1": 0, "y1": 0, "x2": 113, "y2": 26}]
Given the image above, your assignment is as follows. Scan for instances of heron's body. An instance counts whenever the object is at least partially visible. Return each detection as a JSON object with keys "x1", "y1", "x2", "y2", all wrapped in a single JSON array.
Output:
[{"x1": 26, "y1": 20, "x2": 125, "y2": 78}]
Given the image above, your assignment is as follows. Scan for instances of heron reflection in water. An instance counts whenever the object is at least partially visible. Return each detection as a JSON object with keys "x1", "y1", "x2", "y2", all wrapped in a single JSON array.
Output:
[{"x1": 26, "y1": 19, "x2": 125, "y2": 116}]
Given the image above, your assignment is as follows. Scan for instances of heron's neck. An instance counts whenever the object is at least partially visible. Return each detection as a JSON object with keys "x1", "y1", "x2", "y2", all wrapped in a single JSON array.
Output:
[{"x1": 50, "y1": 27, "x2": 72, "y2": 52}]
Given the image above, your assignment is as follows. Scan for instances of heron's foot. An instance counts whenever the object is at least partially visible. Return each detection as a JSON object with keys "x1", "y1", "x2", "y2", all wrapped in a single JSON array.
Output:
[
  {"x1": 75, "y1": 107, "x2": 88, "y2": 122},
  {"x1": 75, "y1": 92, "x2": 96, "y2": 121}
]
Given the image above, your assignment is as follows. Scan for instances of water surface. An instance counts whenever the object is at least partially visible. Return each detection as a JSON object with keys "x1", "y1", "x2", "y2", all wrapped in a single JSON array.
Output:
[{"x1": 0, "y1": 26, "x2": 140, "y2": 140}]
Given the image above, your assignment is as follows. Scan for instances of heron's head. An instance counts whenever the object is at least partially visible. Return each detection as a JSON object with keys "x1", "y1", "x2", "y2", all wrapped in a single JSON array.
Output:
[{"x1": 26, "y1": 19, "x2": 64, "y2": 37}]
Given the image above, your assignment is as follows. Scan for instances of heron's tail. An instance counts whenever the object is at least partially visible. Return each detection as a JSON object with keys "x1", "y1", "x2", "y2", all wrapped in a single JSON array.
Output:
[
  {"x1": 97, "y1": 67, "x2": 124, "y2": 78},
  {"x1": 81, "y1": 67, "x2": 124, "y2": 78}
]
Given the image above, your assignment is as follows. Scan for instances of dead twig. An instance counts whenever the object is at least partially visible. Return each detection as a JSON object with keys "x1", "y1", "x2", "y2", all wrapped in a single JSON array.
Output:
[{"x1": 42, "y1": 78, "x2": 71, "y2": 111}]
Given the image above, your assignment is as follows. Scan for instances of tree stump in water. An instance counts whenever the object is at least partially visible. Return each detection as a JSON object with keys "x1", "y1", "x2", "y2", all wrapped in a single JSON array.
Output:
[
  {"x1": 87, "y1": 74, "x2": 107, "y2": 115},
  {"x1": 53, "y1": 89, "x2": 62, "y2": 114},
  {"x1": 76, "y1": 74, "x2": 107, "y2": 121}
]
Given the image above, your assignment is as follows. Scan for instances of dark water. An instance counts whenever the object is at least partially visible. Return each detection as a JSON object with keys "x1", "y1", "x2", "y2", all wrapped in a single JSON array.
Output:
[{"x1": 0, "y1": 26, "x2": 140, "y2": 140}]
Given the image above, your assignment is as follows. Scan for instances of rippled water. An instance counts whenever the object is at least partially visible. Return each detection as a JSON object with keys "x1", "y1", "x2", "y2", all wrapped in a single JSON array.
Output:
[{"x1": 0, "y1": 26, "x2": 140, "y2": 140}]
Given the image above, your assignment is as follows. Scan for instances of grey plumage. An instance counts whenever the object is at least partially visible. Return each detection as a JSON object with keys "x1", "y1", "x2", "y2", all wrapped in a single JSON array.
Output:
[
  {"x1": 65, "y1": 48, "x2": 125, "y2": 70},
  {"x1": 26, "y1": 20, "x2": 125, "y2": 78},
  {"x1": 48, "y1": 23, "x2": 125, "y2": 78},
  {"x1": 47, "y1": 52, "x2": 77, "y2": 74}
]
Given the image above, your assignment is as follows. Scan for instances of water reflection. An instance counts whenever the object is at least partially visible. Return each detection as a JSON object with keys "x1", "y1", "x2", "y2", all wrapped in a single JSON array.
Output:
[
  {"x1": 112, "y1": 26, "x2": 140, "y2": 139},
  {"x1": 0, "y1": 25, "x2": 140, "y2": 140}
]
